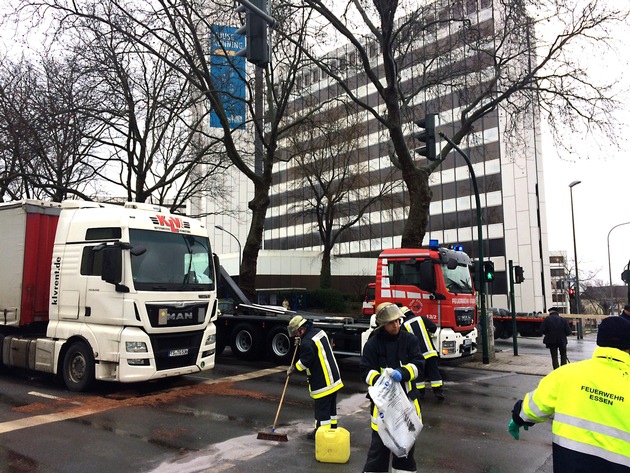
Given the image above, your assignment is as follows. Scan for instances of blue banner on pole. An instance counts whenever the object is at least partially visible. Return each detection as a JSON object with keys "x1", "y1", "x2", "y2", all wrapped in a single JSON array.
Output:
[{"x1": 210, "y1": 25, "x2": 246, "y2": 129}]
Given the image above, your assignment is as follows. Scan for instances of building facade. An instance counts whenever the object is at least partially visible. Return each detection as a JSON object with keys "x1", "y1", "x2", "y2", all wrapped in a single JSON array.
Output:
[{"x1": 203, "y1": 0, "x2": 553, "y2": 312}]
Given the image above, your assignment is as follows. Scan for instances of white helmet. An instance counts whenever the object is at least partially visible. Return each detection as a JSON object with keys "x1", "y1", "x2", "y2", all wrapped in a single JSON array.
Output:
[
  {"x1": 375, "y1": 303, "x2": 403, "y2": 327},
  {"x1": 288, "y1": 315, "x2": 307, "y2": 336}
]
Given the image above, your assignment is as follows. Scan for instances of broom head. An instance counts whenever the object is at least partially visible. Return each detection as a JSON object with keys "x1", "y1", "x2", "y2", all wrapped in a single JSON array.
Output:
[{"x1": 257, "y1": 430, "x2": 288, "y2": 442}]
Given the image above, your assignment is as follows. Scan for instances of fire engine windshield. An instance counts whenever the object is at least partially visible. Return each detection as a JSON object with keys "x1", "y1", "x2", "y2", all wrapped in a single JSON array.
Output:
[
  {"x1": 442, "y1": 264, "x2": 473, "y2": 294},
  {"x1": 129, "y1": 229, "x2": 214, "y2": 291}
]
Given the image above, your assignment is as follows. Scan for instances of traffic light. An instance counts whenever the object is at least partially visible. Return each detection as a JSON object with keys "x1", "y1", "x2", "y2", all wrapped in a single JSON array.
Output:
[
  {"x1": 514, "y1": 265, "x2": 524, "y2": 284},
  {"x1": 236, "y1": 0, "x2": 269, "y2": 66},
  {"x1": 622, "y1": 269, "x2": 630, "y2": 283},
  {"x1": 414, "y1": 114, "x2": 437, "y2": 161},
  {"x1": 568, "y1": 287, "x2": 576, "y2": 299},
  {"x1": 471, "y1": 260, "x2": 482, "y2": 287},
  {"x1": 483, "y1": 261, "x2": 495, "y2": 282}
]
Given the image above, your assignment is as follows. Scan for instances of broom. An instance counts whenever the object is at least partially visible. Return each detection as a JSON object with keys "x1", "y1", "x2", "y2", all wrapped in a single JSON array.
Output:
[{"x1": 257, "y1": 337, "x2": 300, "y2": 441}]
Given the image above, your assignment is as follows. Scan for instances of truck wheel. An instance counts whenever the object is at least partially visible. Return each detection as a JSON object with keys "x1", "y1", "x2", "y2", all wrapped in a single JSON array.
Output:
[
  {"x1": 230, "y1": 324, "x2": 262, "y2": 360},
  {"x1": 266, "y1": 326, "x2": 294, "y2": 364},
  {"x1": 63, "y1": 342, "x2": 95, "y2": 392}
]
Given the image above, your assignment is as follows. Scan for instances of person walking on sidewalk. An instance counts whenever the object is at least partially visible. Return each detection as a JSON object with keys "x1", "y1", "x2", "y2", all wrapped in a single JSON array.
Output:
[
  {"x1": 287, "y1": 315, "x2": 343, "y2": 440},
  {"x1": 401, "y1": 306, "x2": 445, "y2": 400},
  {"x1": 619, "y1": 304, "x2": 630, "y2": 323},
  {"x1": 508, "y1": 316, "x2": 630, "y2": 472},
  {"x1": 540, "y1": 307, "x2": 572, "y2": 369},
  {"x1": 360, "y1": 303, "x2": 425, "y2": 473}
]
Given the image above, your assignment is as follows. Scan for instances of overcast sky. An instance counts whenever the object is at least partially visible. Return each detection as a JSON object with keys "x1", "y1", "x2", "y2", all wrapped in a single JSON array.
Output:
[{"x1": 541, "y1": 24, "x2": 630, "y2": 286}]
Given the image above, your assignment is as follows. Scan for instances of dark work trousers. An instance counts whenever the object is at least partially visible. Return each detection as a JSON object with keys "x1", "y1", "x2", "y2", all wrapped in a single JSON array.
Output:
[
  {"x1": 549, "y1": 344, "x2": 568, "y2": 369},
  {"x1": 363, "y1": 429, "x2": 417, "y2": 473},
  {"x1": 313, "y1": 392, "x2": 338, "y2": 428},
  {"x1": 418, "y1": 357, "x2": 443, "y2": 390}
]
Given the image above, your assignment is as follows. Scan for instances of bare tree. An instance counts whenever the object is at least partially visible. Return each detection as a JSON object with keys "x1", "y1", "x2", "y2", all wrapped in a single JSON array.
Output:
[
  {"x1": 281, "y1": 0, "x2": 629, "y2": 247},
  {"x1": 60, "y1": 14, "x2": 230, "y2": 211},
  {"x1": 9, "y1": 0, "x2": 334, "y2": 298},
  {"x1": 287, "y1": 102, "x2": 400, "y2": 288},
  {"x1": 0, "y1": 52, "x2": 106, "y2": 201}
]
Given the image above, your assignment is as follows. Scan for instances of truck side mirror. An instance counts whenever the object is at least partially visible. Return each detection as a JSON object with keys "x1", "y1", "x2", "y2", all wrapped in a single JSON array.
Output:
[
  {"x1": 213, "y1": 253, "x2": 221, "y2": 287},
  {"x1": 101, "y1": 246, "x2": 122, "y2": 285},
  {"x1": 419, "y1": 260, "x2": 436, "y2": 292}
]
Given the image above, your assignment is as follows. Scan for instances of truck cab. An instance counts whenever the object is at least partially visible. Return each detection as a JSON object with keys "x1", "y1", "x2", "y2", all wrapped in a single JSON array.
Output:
[
  {"x1": 0, "y1": 200, "x2": 218, "y2": 391},
  {"x1": 372, "y1": 244, "x2": 478, "y2": 358}
]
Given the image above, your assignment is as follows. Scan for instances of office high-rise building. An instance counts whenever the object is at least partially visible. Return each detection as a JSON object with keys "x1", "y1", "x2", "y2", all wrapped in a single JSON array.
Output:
[{"x1": 205, "y1": 0, "x2": 552, "y2": 312}]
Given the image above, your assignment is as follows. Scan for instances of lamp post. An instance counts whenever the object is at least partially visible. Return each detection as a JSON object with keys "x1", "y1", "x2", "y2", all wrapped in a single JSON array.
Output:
[
  {"x1": 607, "y1": 221, "x2": 630, "y2": 314},
  {"x1": 215, "y1": 225, "x2": 242, "y2": 274},
  {"x1": 569, "y1": 180, "x2": 582, "y2": 339}
]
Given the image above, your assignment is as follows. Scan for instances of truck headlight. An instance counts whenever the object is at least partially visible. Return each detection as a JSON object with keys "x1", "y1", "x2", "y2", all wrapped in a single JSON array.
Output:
[
  {"x1": 126, "y1": 341, "x2": 148, "y2": 353},
  {"x1": 205, "y1": 334, "x2": 216, "y2": 345},
  {"x1": 442, "y1": 340, "x2": 456, "y2": 355}
]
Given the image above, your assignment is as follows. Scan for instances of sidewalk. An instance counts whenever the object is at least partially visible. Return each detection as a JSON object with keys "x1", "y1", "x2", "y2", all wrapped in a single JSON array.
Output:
[{"x1": 460, "y1": 332, "x2": 598, "y2": 376}]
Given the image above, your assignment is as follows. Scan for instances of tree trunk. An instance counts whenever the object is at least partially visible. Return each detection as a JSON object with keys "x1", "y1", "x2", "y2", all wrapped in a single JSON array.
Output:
[
  {"x1": 401, "y1": 167, "x2": 433, "y2": 248},
  {"x1": 320, "y1": 245, "x2": 332, "y2": 289},
  {"x1": 239, "y1": 179, "x2": 270, "y2": 301}
]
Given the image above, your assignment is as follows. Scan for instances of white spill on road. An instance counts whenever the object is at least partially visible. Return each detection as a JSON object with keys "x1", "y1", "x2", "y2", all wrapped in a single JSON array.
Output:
[{"x1": 147, "y1": 392, "x2": 370, "y2": 473}]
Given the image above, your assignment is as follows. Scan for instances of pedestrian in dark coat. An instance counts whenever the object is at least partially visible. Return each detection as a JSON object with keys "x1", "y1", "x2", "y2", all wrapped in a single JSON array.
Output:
[
  {"x1": 540, "y1": 307, "x2": 572, "y2": 369},
  {"x1": 619, "y1": 304, "x2": 630, "y2": 323}
]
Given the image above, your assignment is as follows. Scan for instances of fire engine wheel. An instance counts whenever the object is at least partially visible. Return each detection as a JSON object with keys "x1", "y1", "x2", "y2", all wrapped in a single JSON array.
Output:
[
  {"x1": 266, "y1": 326, "x2": 294, "y2": 364},
  {"x1": 230, "y1": 324, "x2": 263, "y2": 360},
  {"x1": 62, "y1": 342, "x2": 95, "y2": 392}
]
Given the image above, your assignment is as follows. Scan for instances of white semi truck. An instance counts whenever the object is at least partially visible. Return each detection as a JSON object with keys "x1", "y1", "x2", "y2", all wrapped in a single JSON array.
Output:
[{"x1": 0, "y1": 200, "x2": 218, "y2": 391}]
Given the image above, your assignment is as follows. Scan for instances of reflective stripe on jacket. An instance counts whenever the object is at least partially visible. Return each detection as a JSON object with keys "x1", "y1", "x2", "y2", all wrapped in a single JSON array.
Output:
[
  {"x1": 404, "y1": 316, "x2": 438, "y2": 358},
  {"x1": 519, "y1": 346, "x2": 630, "y2": 470},
  {"x1": 296, "y1": 328, "x2": 343, "y2": 399}
]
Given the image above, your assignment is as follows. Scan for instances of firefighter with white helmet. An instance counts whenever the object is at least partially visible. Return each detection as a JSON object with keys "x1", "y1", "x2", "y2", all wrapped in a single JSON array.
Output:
[
  {"x1": 287, "y1": 315, "x2": 343, "y2": 439},
  {"x1": 360, "y1": 303, "x2": 425, "y2": 472}
]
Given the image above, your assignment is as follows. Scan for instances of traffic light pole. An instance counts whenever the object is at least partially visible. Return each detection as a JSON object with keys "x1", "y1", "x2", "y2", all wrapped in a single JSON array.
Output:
[
  {"x1": 508, "y1": 260, "x2": 518, "y2": 356},
  {"x1": 439, "y1": 131, "x2": 490, "y2": 364}
]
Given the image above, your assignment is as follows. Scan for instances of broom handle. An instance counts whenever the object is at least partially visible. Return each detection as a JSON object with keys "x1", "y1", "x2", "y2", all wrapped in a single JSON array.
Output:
[{"x1": 272, "y1": 338, "x2": 300, "y2": 430}]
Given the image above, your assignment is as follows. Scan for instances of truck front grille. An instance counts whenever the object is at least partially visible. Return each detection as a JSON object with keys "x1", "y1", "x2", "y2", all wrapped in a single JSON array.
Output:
[
  {"x1": 454, "y1": 308, "x2": 475, "y2": 326},
  {"x1": 149, "y1": 331, "x2": 203, "y2": 371}
]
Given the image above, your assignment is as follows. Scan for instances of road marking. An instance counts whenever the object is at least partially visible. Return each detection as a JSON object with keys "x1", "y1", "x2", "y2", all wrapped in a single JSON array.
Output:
[
  {"x1": 28, "y1": 391, "x2": 63, "y2": 400},
  {"x1": 0, "y1": 367, "x2": 287, "y2": 435}
]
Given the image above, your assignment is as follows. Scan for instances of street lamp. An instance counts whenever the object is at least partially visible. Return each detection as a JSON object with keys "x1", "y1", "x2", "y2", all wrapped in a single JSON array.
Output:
[
  {"x1": 569, "y1": 180, "x2": 582, "y2": 339},
  {"x1": 215, "y1": 225, "x2": 242, "y2": 274},
  {"x1": 607, "y1": 221, "x2": 630, "y2": 314}
]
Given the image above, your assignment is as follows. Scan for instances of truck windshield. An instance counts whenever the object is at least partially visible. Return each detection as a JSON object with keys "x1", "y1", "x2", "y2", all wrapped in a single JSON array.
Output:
[
  {"x1": 442, "y1": 264, "x2": 473, "y2": 294},
  {"x1": 129, "y1": 229, "x2": 214, "y2": 291}
]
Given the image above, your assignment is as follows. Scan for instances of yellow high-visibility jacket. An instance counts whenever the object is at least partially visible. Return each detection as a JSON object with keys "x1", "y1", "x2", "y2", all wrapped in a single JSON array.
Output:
[{"x1": 518, "y1": 346, "x2": 630, "y2": 471}]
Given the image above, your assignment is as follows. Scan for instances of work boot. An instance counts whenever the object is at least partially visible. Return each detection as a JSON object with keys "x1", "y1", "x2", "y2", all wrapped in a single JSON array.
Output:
[
  {"x1": 433, "y1": 387, "x2": 445, "y2": 400},
  {"x1": 306, "y1": 428, "x2": 317, "y2": 440}
]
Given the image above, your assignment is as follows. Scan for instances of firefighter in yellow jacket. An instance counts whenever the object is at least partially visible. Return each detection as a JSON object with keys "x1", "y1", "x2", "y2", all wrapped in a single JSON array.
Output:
[
  {"x1": 287, "y1": 315, "x2": 343, "y2": 440},
  {"x1": 509, "y1": 316, "x2": 630, "y2": 472}
]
